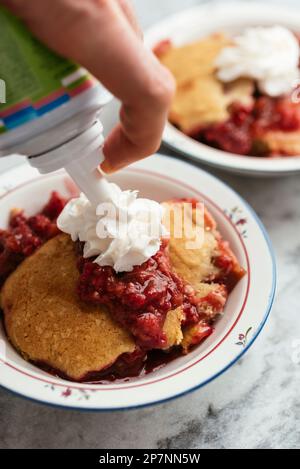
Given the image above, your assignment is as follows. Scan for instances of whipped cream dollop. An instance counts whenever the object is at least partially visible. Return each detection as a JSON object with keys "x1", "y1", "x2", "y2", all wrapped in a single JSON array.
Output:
[
  {"x1": 215, "y1": 26, "x2": 300, "y2": 97},
  {"x1": 57, "y1": 182, "x2": 168, "y2": 273}
]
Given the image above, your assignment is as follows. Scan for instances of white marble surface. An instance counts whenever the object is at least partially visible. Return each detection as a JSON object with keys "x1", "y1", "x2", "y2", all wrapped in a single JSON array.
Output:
[{"x1": 1, "y1": 0, "x2": 300, "y2": 449}]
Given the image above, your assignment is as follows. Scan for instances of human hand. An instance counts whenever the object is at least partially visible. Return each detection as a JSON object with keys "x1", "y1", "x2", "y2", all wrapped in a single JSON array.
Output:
[{"x1": 2, "y1": 0, "x2": 175, "y2": 172}]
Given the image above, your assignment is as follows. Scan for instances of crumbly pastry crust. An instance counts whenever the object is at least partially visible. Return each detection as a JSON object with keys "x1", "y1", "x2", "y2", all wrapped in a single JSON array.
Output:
[
  {"x1": 163, "y1": 201, "x2": 220, "y2": 285},
  {"x1": 158, "y1": 33, "x2": 300, "y2": 157},
  {"x1": 164, "y1": 200, "x2": 241, "y2": 349},
  {"x1": 1, "y1": 234, "x2": 184, "y2": 380},
  {"x1": 158, "y1": 34, "x2": 231, "y2": 86},
  {"x1": 158, "y1": 34, "x2": 254, "y2": 134},
  {"x1": 2, "y1": 234, "x2": 136, "y2": 381},
  {"x1": 261, "y1": 130, "x2": 300, "y2": 155}
]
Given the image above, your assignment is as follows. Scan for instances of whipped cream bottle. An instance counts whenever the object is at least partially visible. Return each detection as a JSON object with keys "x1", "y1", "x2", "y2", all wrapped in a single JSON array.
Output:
[
  {"x1": 0, "y1": 6, "x2": 167, "y2": 273},
  {"x1": 0, "y1": 5, "x2": 111, "y2": 166}
]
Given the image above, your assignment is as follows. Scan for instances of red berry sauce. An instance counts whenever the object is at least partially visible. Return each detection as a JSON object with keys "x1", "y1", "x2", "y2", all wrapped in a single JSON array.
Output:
[
  {"x1": 192, "y1": 97, "x2": 300, "y2": 156},
  {"x1": 0, "y1": 191, "x2": 66, "y2": 286},
  {"x1": 77, "y1": 238, "x2": 205, "y2": 350}
]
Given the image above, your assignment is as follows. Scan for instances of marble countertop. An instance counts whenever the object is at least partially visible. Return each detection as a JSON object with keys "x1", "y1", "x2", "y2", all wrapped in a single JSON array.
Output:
[{"x1": 1, "y1": 0, "x2": 300, "y2": 450}]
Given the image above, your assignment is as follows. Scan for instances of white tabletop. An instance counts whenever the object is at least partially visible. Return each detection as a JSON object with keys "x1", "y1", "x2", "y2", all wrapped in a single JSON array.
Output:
[{"x1": 1, "y1": 0, "x2": 299, "y2": 449}]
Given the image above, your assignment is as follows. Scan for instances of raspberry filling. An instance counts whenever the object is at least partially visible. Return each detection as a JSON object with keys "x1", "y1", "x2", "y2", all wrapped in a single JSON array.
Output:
[
  {"x1": 192, "y1": 97, "x2": 300, "y2": 156},
  {"x1": 0, "y1": 192, "x2": 66, "y2": 286},
  {"x1": 76, "y1": 199, "x2": 243, "y2": 351},
  {"x1": 213, "y1": 239, "x2": 246, "y2": 292},
  {"x1": 77, "y1": 239, "x2": 205, "y2": 350}
]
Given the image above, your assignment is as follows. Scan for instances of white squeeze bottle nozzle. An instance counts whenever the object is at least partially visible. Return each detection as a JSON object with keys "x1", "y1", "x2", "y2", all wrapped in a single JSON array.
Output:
[{"x1": 28, "y1": 119, "x2": 111, "y2": 204}]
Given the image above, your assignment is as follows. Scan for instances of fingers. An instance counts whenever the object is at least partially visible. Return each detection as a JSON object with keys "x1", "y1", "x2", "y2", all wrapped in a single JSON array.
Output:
[
  {"x1": 74, "y1": 3, "x2": 174, "y2": 172},
  {"x1": 102, "y1": 57, "x2": 175, "y2": 173},
  {"x1": 102, "y1": 83, "x2": 174, "y2": 174}
]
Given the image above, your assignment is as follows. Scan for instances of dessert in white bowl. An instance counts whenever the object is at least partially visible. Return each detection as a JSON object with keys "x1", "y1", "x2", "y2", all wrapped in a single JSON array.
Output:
[
  {"x1": 145, "y1": 2, "x2": 300, "y2": 175},
  {"x1": 0, "y1": 156, "x2": 275, "y2": 409},
  {"x1": 156, "y1": 25, "x2": 300, "y2": 158}
]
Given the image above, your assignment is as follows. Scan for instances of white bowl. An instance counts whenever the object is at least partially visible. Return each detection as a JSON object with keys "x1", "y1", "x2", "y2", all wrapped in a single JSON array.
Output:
[
  {"x1": 145, "y1": 2, "x2": 300, "y2": 177},
  {"x1": 0, "y1": 155, "x2": 276, "y2": 410}
]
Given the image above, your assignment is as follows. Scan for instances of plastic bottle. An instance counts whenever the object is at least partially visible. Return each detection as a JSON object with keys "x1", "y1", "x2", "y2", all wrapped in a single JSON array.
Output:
[{"x1": 0, "y1": 5, "x2": 112, "y2": 200}]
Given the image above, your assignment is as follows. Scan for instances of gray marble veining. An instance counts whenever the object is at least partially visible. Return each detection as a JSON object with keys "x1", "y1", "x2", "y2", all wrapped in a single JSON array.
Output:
[{"x1": 0, "y1": 0, "x2": 300, "y2": 449}]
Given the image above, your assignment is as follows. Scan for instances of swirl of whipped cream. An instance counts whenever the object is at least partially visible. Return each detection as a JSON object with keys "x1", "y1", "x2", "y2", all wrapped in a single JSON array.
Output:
[
  {"x1": 57, "y1": 182, "x2": 168, "y2": 272},
  {"x1": 215, "y1": 26, "x2": 300, "y2": 97}
]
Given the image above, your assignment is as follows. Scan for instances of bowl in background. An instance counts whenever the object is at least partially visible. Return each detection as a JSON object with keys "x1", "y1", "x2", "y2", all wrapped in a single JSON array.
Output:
[{"x1": 145, "y1": 2, "x2": 300, "y2": 177}]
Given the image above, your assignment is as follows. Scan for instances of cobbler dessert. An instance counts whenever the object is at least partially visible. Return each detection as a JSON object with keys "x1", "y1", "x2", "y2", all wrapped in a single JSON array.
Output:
[
  {"x1": 156, "y1": 26, "x2": 300, "y2": 157},
  {"x1": 0, "y1": 192, "x2": 245, "y2": 382}
]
